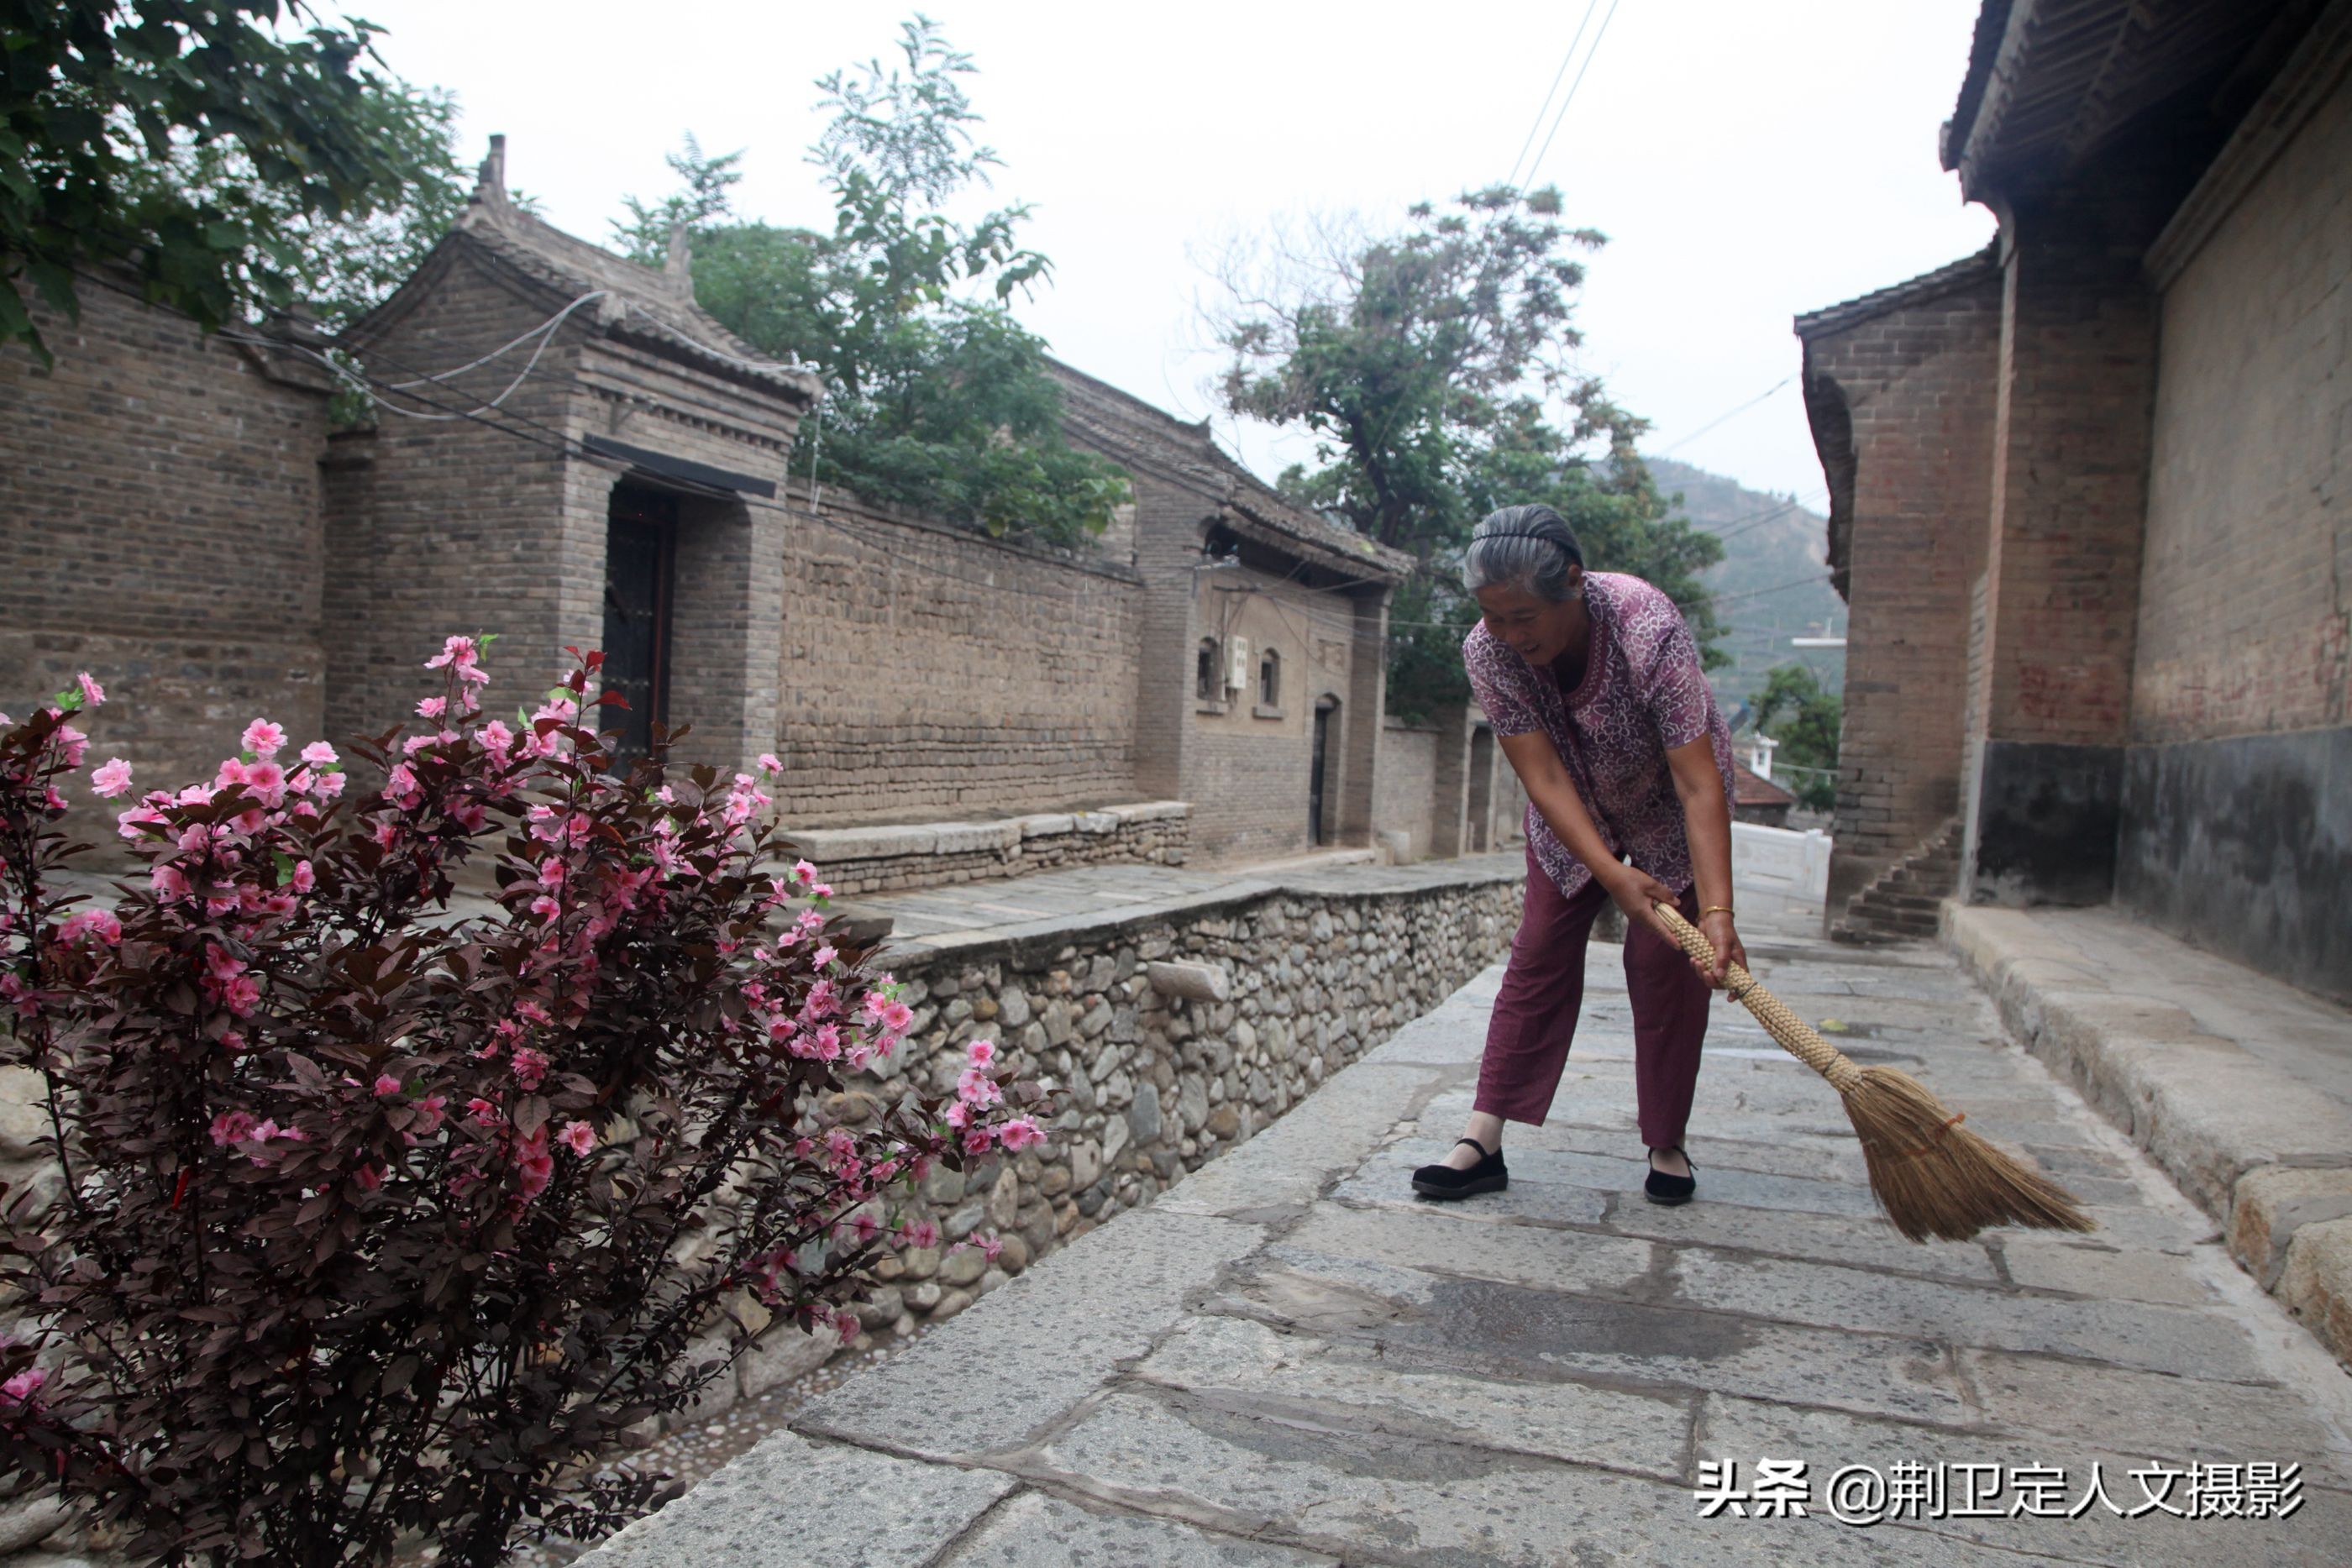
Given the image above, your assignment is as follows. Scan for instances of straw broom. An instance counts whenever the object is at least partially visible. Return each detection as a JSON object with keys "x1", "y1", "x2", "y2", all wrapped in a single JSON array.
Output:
[{"x1": 1651, "y1": 902, "x2": 2093, "y2": 1243}]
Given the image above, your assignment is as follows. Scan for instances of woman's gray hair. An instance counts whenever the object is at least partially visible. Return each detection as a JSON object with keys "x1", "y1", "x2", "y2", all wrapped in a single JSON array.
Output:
[{"x1": 1462, "y1": 504, "x2": 1585, "y2": 603}]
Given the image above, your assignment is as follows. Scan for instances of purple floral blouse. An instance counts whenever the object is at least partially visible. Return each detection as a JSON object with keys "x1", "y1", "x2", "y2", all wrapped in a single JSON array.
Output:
[{"x1": 1462, "y1": 571, "x2": 1735, "y2": 900}]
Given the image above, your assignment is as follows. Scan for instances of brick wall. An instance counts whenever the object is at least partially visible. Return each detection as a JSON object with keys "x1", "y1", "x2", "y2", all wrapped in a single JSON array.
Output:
[
  {"x1": 769, "y1": 483, "x2": 1143, "y2": 825},
  {"x1": 1372, "y1": 720, "x2": 1439, "y2": 859},
  {"x1": 1185, "y1": 564, "x2": 1369, "y2": 864},
  {"x1": 1796, "y1": 259, "x2": 2002, "y2": 921},
  {"x1": 0, "y1": 284, "x2": 330, "y2": 852},
  {"x1": 2134, "y1": 66, "x2": 2352, "y2": 745}
]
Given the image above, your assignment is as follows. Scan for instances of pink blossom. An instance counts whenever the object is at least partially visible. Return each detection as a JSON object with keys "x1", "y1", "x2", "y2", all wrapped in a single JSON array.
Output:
[
  {"x1": 848, "y1": 1211, "x2": 881, "y2": 1245},
  {"x1": 962, "y1": 1125, "x2": 995, "y2": 1156},
  {"x1": 825, "y1": 1128, "x2": 858, "y2": 1164},
  {"x1": 530, "y1": 895, "x2": 561, "y2": 921},
  {"x1": 150, "y1": 864, "x2": 189, "y2": 900},
  {"x1": 832, "y1": 1308, "x2": 861, "y2": 1342},
  {"x1": 811, "y1": 1024, "x2": 843, "y2": 1061},
  {"x1": 76, "y1": 671, "x2": 105, "y2": 706},
  {"x1": 559, "y1": 1120, "x2": 595, "y2": 1156},
  {"x1": 89, "y1": 757, "x2": 133, "y2": 798},
  {"x1": 354, "y1": 1163, "x2": 385, "y2": 1193},
  {"x1": 978, "y1": 1230, "x2": 1005, "y2": 1263},
  {"x1": 942, "y1": 1100, "x2": 970, "y2": 1130},
  {"x1": 373, "y1": 1073, "x2": 402, "y2": 1098},
  {"x1": 465, "y1": 1097, "x2": 500, "y2": 1126},
  {"x1": 792, "y1": 858, "x2": 818, "y2": 885},
  {"x1": 116, "y1": 801, "x2": 165, "y2": 841},
  {"x1": 512, "y1": 1127, "x2": 553, "y2": 1201},
  {"x1": 478, "y1": 719, "x2": 514, "y2": 760},
  {"x1": 385, "y1": 762, "x2": 420, "y2": 809},
  {"x1": 0, "y1": 1368, "x2": 47, "y2": 1408},
  {"x1": 425, "y1": 634, "x2": 480, "y2": 671},
  {"x1": 510, "y1": 1046, "x2": 549, "y2": 1091},
  {"x1": 802, "y1": 979, "x2": 837, "y2": 1020},
  {"x1": 758, "y1": 752, "x2": 782, "y2": 774},
  {"x1": 416, "y1": 695, "x2": 447, "y2": 719},
  {"x1": 901, "y1": 1218, "x2": 941, "y2": 1251},
  {"x1": 966, "y1": 1039, "x2": 996, "y2": 1070},
  {"x1": 301, "y1": 741, "x2": 338, "y2": 767},
  {"x1": 222, "y1": 975, "x2": 260, "y2": 1016},
  {"x1": 811, "y1": 881, "x2": 834, "y2": 899},
  {"x1": 412, "y1": 1094, "x2": 447, "y2": 1135},
  {"x1": 813, "y1": 944, "x2": 837, "y2": 968},
  {"x1": 57, "y1": 909, "x2": 121, "y2": 946},
  {"x1": 998, "y1": 1115, "x2": 1045, "y2": 1151},
  {"x1": 242, "y1": 759, "x2": 286, "y2": 807},
  {"x1": 956, "y1": 1067, "x2": 1001, "y2": 1108},
  {"x1": 54, "y1": 724, "x2": 87, "y2": 768},
  {"x1": 288, "y1": 859, "x2": 315, "y2": 894},
  {"x1": 209, "y1": 1110, "x2": 256, "y2": 1146},
  {"x1": 241, "y1": 719, "x2": 286, "y2": 759},
  {"x1": 879, "y1": 1000, "x2": 914, "y2": 1035},
  {"x1": 313, "y1": 769, "x2": 346, "y2": 800}
]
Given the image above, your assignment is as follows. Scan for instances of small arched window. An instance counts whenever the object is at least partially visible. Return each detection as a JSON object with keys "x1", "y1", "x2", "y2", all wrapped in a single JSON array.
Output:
[
  {"x1": 1258, "y1": 648, "x2": 1282, "y2": 708},
  {"x1": 1196, "y1": 637, "x2": 1221, "y2": 701}
]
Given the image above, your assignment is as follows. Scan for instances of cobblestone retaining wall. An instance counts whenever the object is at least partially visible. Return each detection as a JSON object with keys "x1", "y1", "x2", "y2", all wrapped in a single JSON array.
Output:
[{"x1": 692, "y1": 859, "x2": 1522, "y2": 1419}]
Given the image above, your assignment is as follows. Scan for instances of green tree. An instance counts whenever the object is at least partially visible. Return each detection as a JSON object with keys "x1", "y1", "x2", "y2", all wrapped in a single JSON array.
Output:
[
  {"x1": 1215, "y1": 189, "x2": 1723, "y2": 719},
  {"x1": 621, "y1": 18, "x2": 1127, "y2": 548},
  {"x1": 1, "y1": 0, "x2": 453, "y2": 359},
  {"x1": 1751, "y1": 663, "x2": 1841, "y2": 812}
]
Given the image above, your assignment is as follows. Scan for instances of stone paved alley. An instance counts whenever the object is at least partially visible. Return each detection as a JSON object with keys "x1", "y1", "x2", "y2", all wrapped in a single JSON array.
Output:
[{"x1": 581, "y1": 899, "x2": 2352, "y2": 1566}]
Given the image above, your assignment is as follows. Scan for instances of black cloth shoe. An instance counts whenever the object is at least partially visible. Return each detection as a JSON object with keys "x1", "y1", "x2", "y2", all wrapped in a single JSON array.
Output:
[
  {"x1": 1644, "y1": 1146, "x2": 1697, "y2": 1206},
  {"x1": 1411, "y1": 1137, "x2": 1508, "y2": 1199}
]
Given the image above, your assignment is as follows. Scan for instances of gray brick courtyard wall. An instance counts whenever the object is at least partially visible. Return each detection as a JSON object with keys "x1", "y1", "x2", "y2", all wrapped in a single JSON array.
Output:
[
  {"x1": 770, "y1": 483, "x2": 1144, "y2": 825},
  {"x1": 0, "y1": 285, "x2": 331, "y2": 854}
]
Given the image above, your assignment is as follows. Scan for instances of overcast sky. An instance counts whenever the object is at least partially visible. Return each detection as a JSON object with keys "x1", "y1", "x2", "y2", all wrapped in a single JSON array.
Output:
[{"x1": 347, "y1": 0, "x2": 1995, "y2": 502}]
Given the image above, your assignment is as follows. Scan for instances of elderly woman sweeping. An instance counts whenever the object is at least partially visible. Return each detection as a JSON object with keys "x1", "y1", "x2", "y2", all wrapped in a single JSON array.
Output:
[{"x1": 1411, "y1": 503, "x2": 1742, "y2": 1208}]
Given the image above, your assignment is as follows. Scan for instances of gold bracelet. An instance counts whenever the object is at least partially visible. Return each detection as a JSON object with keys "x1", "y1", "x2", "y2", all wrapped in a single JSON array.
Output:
[{"x1": 1701, "y1": 905, "x2": 1734, "y2": 918}]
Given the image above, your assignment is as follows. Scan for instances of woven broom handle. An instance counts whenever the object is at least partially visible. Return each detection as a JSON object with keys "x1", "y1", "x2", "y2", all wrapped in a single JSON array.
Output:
[{"x1": 1649, "y1": 901, "x2": 1864, "y2": 1093}]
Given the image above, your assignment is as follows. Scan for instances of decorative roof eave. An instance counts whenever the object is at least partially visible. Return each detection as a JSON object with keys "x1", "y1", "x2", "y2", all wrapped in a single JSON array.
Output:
[
  {"x1": 1939, "y1": 0, "x2": 2295, "y2": 204},
  {"x1": 1042, "y1": 357, "x2": 1410, "y2": 585},
  {"x1": 340, "y1": 137, "x2": 820, "y2": 412},
  {"x1": 1793, "y1": 245, "x2": 2000, "y2": 340}
]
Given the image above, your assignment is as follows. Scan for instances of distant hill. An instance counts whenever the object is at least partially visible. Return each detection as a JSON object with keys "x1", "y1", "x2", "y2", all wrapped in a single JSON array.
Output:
[{"x1": 1646, "y1": 456, "x2": 1845, "y2": 720}]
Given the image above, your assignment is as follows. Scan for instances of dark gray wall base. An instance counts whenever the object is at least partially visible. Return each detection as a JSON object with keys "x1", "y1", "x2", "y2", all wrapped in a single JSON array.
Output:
[
  {"x1": 2116, "y1": 726, "x2": 2352, "y2": 1004},
  {"x1": 1967, "y1": 740, "x2": 2122, "y2": 906}
]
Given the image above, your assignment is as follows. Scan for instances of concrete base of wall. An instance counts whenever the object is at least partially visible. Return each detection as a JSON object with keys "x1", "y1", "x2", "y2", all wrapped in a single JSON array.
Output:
[
  {"x1": 1966, "y1": 739, "x2": 2121, "y2": 906},
  {"x1": 2116, "y1": 725, "x2": 2352, "y2": 1004}
]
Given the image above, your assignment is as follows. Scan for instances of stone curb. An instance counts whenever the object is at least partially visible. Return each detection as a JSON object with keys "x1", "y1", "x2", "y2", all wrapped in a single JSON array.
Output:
[
  {"x1": 1944, "y1": 903, "x2": 2352, "y2": 1367},
  {"x1": 862, "y1": 857, "x2": 1527, "y2": 970}
]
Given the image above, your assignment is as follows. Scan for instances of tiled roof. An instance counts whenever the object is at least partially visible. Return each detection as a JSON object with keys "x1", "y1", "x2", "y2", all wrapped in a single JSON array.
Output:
[
  {"x1": 347, "y1": 138, "x2": 820, "y2": 409},
  {"x1": 1793, "y1": 246, "x2": 1999, "y2": 339},
  {"x1": 1732, "y1": 759, "x2": 1797, "y2": 808},
  {"x1": 1046, "y1": 359, "x2": 1413, "y2": 585}
]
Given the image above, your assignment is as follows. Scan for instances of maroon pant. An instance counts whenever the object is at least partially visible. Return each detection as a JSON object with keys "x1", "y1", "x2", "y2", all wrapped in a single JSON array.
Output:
[{"x1": 1475, "y1": 842, "x2": 1710, "y2": 1147}]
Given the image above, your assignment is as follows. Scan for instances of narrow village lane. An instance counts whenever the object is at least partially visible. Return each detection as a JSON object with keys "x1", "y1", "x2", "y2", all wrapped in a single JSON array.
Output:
[{"x1": 585, "y1": 907, "x2": 2352, "y2": 1567}]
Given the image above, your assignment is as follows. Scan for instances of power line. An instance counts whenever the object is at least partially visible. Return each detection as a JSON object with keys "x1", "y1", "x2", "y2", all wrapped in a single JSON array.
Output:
[
  {"x1": 1502, "y1": 0, "x2": 1603, "y2": 193},
  {"x1": 1520, "y1": 0, "x2": 1625, "y2": 188},
  {"x1": 1651, "y1": 375, "x2": 1795, "y2": 458}
]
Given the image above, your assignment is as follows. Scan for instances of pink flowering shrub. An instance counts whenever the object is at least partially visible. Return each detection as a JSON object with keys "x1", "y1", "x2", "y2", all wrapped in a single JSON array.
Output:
[{"x1": 0, "y1": 645, "x2": 1043, "y2": 1565}]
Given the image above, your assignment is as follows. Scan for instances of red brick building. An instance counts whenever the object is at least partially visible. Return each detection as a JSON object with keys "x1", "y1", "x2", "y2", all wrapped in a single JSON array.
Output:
[{"x1": 1801, "y1": 0, "x2": 2350, "y2": 999}]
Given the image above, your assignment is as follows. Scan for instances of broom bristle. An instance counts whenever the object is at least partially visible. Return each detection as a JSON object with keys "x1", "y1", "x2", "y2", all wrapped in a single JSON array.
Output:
[{"x1": 1843, "y1": 1066, "x2": 2094, "y2": 1242}]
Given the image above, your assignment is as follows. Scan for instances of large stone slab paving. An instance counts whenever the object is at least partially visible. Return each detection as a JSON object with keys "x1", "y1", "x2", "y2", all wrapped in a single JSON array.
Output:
[
  {"x1": 1210, "y1": 1250, "x2": 1971, "y2": 1423},
  {"x1": 1325, "y1": 1162, "x2": 1616, "y2": 1229},
  {"x1": 1580, "y1": 1193, "x2": 2008, "y2": 1286},
  {"x1": 1360, "y1": 1137, "x2": 1888, "y2": 1219},
  {"x1": 1669, "y1": 1247, "x2": 2268, "y2": 1379},
  {"x1": 581, "y1": 1428, "x2": 1015, "y2": 1566},
  {"x1": 1698, "y1": 1392, "x2": 2350, "y2": 1566},
  {"x1": 1993, "y1": 1230, "x2": 2223, "y2": 1306},
  {"x1": 1132, "y1": 1313, "x2": 1693, "y2": 1479},
  {"x1": 1958, "y1": 1346, "x2": 2352, "y2": 1489},
  {"x1": 936, "y1": 1490, "x2": 1339, "y2": 1567},
  {"x1": 1019, "y1": 1388, "x2": 2032, "y2": 1568},
  {"x1": 793, "y1": 1207, "x2": 1265, "y2": 1459}
]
